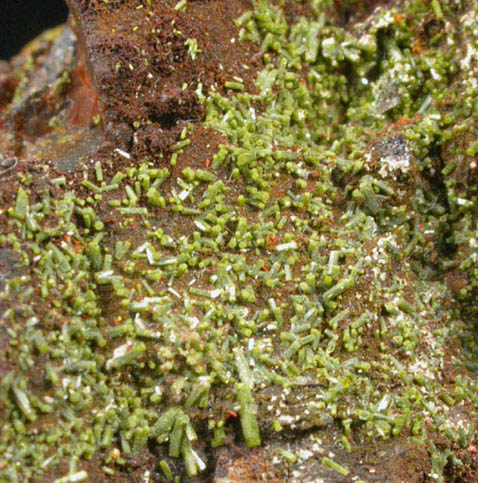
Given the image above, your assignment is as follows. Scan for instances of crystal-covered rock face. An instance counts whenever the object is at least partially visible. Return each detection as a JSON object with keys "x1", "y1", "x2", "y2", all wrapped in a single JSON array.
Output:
[{"x1": 1, "y1": 1, "x2": 478, "y2": 482}]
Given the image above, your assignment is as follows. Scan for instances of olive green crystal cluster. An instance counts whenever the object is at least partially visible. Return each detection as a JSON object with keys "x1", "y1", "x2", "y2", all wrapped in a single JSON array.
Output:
[{"x1": 2, "y1": 0, "x2": 478, "y2": 481}]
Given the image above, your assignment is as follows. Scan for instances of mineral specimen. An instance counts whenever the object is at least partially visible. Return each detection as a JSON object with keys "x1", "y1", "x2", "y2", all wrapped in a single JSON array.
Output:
[{"x1": 1, "y1": 1, "x2": 478, "y2": 481}]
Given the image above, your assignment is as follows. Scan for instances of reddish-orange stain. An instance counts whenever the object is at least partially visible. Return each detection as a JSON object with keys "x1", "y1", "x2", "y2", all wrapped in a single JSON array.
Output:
[{"x1": 412, "y1": 38, "x2": 422, "y2": 55}]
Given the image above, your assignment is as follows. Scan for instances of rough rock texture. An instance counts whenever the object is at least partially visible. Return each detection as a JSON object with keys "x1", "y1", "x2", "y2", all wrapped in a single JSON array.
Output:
[{"x1": 65, "y1": 0, "x2": 260, "y2": 155}]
